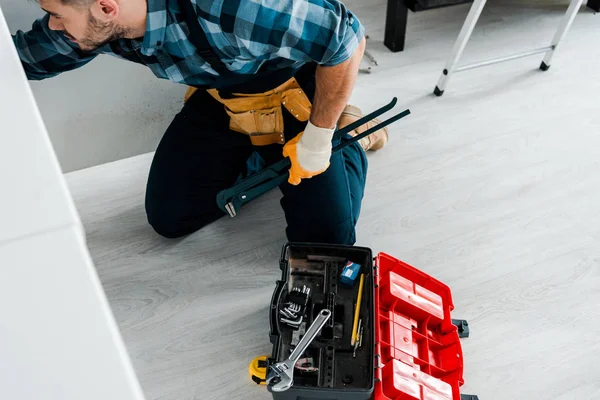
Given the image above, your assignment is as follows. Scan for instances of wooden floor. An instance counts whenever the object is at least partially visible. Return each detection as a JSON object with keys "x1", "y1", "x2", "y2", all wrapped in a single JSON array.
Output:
[{"x1": 65, "y1": 2, "x2": 600, "y2": 399}]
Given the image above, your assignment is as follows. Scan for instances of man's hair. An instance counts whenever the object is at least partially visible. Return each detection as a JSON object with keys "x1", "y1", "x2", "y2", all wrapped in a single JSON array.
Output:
[
  {"x1": 58, "y1": 0, "x2": 96, "y2": 7},
  {"x1": 33, "y1": 0, "x2": 95, "y2": 8}
]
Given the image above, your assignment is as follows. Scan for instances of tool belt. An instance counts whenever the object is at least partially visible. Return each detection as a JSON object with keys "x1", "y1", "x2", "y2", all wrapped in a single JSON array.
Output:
[{"x1": 184, "y1": 77, "x2": 312, "y2": 146}]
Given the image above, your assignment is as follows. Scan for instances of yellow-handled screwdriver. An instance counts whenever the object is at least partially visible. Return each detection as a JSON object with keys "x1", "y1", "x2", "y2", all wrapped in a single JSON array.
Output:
[{"x1": 351, "y1": 274, "x2": 365, "y2": 347}]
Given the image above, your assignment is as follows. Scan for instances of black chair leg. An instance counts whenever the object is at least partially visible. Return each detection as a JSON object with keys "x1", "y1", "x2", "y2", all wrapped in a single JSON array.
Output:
[{"x1": 384, "y1": 0, "x2": 409, "y2": 52}]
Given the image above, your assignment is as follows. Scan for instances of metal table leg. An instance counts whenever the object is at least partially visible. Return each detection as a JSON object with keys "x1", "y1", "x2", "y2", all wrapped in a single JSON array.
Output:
[
  {"x1": 384, "y1": 0, "x2": 409, "y2": 52},
  {"x1": 434, "y1": 0, "x2": 584, "y2": 96},
  {"x1": 588, "y1": 0, "x2": 600, "y2": 12},
  {"x1": 433, "y1": 0, "x2": 487, "y2": 96},
  {"x1": 540, "y1": 0, "x2": 585, "y2": 71}
]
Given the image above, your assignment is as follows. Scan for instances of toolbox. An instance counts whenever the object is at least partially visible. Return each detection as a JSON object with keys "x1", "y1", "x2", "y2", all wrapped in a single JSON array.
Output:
[{"x1": 266, "y1": 243, "x2": 468, "y2": 400}]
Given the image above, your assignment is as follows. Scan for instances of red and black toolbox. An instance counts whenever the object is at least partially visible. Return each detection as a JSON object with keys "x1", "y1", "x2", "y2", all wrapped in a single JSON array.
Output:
[{"x1": 266, "y1": 243, "x2": 475, "y2": 400}]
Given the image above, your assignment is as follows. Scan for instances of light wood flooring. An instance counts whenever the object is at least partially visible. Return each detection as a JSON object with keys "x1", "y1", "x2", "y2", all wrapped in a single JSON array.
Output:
[{"x1": 65, "y1": 1, "x2": 600, "y2": 399}]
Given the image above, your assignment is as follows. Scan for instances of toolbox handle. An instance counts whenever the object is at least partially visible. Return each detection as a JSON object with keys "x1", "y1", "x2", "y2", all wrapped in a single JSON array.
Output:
[
  {"x1": 269, "y1": 243, "x2": 292, "y2": 342},
  {"x1": 268, "y1": 278, "x2": 287, "y2": 341}
]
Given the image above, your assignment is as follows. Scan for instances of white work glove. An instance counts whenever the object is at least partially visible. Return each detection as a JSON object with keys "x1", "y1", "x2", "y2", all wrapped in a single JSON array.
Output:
[{"x1": 282, "y1": 120, "x2": 335, "y2": 185}]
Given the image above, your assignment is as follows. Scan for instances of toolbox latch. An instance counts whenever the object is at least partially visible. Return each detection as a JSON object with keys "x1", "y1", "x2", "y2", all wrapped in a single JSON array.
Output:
[
  {"x1": 373, "y1": 256, "x2": 380, "y2": 287},
  {"x1": 452, "y1": 319, "x2": 470, "y2": 339}
]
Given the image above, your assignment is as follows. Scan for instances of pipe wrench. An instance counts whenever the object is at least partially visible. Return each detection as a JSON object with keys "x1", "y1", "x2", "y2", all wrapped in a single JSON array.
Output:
[{"x1": 217, "y1": 98, "x2": 411, "y2": 217}]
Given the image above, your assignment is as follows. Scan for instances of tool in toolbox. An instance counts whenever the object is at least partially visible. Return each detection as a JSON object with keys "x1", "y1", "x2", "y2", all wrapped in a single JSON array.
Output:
[
  {"x1": 248, "y1": 354, "x2": 320, "y2": 386},
  {"x1": 279, "y1": 285, "x2": 311, "y2": 329},
  {"x1": 341, "y1": 261, "x2": 362, "y2": 286},
  {"x1": 352, "y1": 318, "x2": 362, "y2": 358},
  {"x1": 267, "y1": 309, "x2": 332, "y2": 392},
  {"x1": 358, "y1": 324, "x2": 363, "y2": 348},
  {"x1": 295, "y1": 357, "x2": 318, "y2": 373},
  {"x1": 290, "y1": 322, "x2": 306, "y2": 346},
  {"x1": 216, "y1": 98, "x2": 411, "y2": 217},
  {"x1": 351, "y1": 273, "x2": 365, "y2": 347}
]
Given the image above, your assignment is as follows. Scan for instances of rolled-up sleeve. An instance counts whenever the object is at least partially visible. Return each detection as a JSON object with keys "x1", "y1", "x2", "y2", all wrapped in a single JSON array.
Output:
[
  {"x1": 220, "y1": 0, "x2": 365, "y2": 67},
  {"x1": 12, "y1": 15, "x2": 97, "y2": 80}
]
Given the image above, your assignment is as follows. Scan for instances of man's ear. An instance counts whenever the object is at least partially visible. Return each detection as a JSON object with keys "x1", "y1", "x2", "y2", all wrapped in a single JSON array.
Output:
[{"x1": 95, "y1": 0, "x2": 119, "y2": 19}]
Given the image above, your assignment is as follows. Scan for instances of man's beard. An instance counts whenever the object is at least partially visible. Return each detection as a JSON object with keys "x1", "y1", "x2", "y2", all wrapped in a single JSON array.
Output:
[{"x1": 78, "y1": 12, "x2": 130, "y2": 51}]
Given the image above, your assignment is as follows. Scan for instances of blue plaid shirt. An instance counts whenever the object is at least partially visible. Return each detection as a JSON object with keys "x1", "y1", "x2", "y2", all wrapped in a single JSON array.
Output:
[{"x1": 12, "y1": 0, "x2": 365, "y2": 87}]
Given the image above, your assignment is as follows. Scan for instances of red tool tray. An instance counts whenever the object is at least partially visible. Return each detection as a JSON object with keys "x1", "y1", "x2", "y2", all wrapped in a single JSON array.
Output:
[{"x1": 374, "y1": 253, "x2": 464, "y2": 400}]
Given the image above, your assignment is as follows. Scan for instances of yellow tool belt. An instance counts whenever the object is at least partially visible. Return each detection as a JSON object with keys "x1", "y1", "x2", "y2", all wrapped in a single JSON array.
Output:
[{"x1": 184, "y1": 77, "x2": 312, "y2": 146}]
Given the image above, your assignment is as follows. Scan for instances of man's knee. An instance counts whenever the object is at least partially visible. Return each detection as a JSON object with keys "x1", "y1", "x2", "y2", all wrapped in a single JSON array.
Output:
[
  {"x1": 146, "y1": 208, "x2": 195, "y2": 239},
  {"x1": 148, "y1": 218, "x2": 192, "y2": 239},
  {"x1": 145, "y1": 196, "x2": 219, "y2": 239}
]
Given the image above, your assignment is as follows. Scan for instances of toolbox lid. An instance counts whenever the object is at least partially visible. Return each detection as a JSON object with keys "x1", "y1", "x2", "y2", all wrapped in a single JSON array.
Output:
[{"x1": 373, "y1": 253, "x2": 464, "y2": 400}]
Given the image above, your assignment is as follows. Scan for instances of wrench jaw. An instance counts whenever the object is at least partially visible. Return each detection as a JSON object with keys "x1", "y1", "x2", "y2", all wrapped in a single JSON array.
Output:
[
  {"x1": 267, "y1": 370, "x2": 294, "y2": 393},
  {"x1": 267, "y1": 362, "x2": 294, "y2": 392}
]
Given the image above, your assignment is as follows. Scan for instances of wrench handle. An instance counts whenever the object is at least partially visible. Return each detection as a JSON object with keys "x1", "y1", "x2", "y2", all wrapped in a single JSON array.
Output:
[{"x1": 288, "y1": 309, "x2": 331, "y2": 362}]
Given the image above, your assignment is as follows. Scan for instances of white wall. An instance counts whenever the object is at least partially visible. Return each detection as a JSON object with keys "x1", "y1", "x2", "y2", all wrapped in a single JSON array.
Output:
[{"x1": 1, "y1": 0, "x2": 186, "y2": 172}]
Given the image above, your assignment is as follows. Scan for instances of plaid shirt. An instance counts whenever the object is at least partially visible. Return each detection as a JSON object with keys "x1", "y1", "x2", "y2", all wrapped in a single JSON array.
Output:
[{"x1": 12, "y1": 0, "x2": 365, "y2": 87}]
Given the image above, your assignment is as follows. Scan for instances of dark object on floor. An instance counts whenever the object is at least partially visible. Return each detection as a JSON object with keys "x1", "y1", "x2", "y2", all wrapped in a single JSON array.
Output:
[
  {"x1": 589, "y1": 0, "x2": 600, "y2": 12},
  {"x1": 385, "y1": 0, "x2": 473, "y2": 52},
  {"x1": 406, "y1": 0, "x2": 473, "y2": 11},
  {"x1": 452, "y1": 318, "x2": 470, "y2": 338}
]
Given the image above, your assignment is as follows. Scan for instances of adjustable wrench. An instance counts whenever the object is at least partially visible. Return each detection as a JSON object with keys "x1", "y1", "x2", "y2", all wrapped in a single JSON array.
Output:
[{"x1": 267, "y1": 309, "x2": 332, "y2": 392}]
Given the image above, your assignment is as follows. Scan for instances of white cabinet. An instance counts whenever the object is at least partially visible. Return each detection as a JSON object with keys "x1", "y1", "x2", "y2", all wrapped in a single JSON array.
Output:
[
  {"x1": 0, "y1": 227, "x2": 145, "y2": 400},
  {"x1": 0, "y1": 10, "x2": 81, "y2": 244},
  {"x1": 0, "y1": 7, "x2": 144, "y2": 400}
]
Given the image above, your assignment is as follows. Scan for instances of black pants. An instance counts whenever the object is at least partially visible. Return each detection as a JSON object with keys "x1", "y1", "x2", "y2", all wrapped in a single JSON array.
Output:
[{"x1": 144, "y1": 66, "x2": 368, "y2": 245}]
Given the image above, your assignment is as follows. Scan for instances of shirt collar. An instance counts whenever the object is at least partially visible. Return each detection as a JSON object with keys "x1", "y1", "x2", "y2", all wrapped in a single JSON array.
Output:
[{"x1": 140, "y1": 0, "x2": 168, "y2": 56}]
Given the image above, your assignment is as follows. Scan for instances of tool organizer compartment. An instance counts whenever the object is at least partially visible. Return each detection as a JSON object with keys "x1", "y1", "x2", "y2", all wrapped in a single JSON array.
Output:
[{"x1": 268, "y1": 243, "x2": 375, "y2": 400}]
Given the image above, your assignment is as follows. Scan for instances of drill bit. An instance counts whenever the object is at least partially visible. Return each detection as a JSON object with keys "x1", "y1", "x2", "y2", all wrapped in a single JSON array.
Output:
[
  {"x1": 353, "y1": 319, "x2": 362, "y2": 358},
  {"x1": 358, "y1": 325, "x2": 364, "y2": 349}
]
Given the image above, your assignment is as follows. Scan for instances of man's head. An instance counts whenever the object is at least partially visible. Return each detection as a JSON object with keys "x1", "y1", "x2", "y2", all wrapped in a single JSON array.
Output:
[{"x1": 39, "y1": 0, "x2": 142, "y2": 51}]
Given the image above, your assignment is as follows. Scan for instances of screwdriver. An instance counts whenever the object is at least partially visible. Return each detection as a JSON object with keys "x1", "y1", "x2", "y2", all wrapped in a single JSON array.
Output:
[{"x1": 351, "y1": 274, "x2": 365, "y2": 347}]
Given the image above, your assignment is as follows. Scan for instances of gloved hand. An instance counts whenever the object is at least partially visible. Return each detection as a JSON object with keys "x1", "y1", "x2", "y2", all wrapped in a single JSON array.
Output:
[{"x1": 283, "y1": 120, "x2": 335, "y2": 185}]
